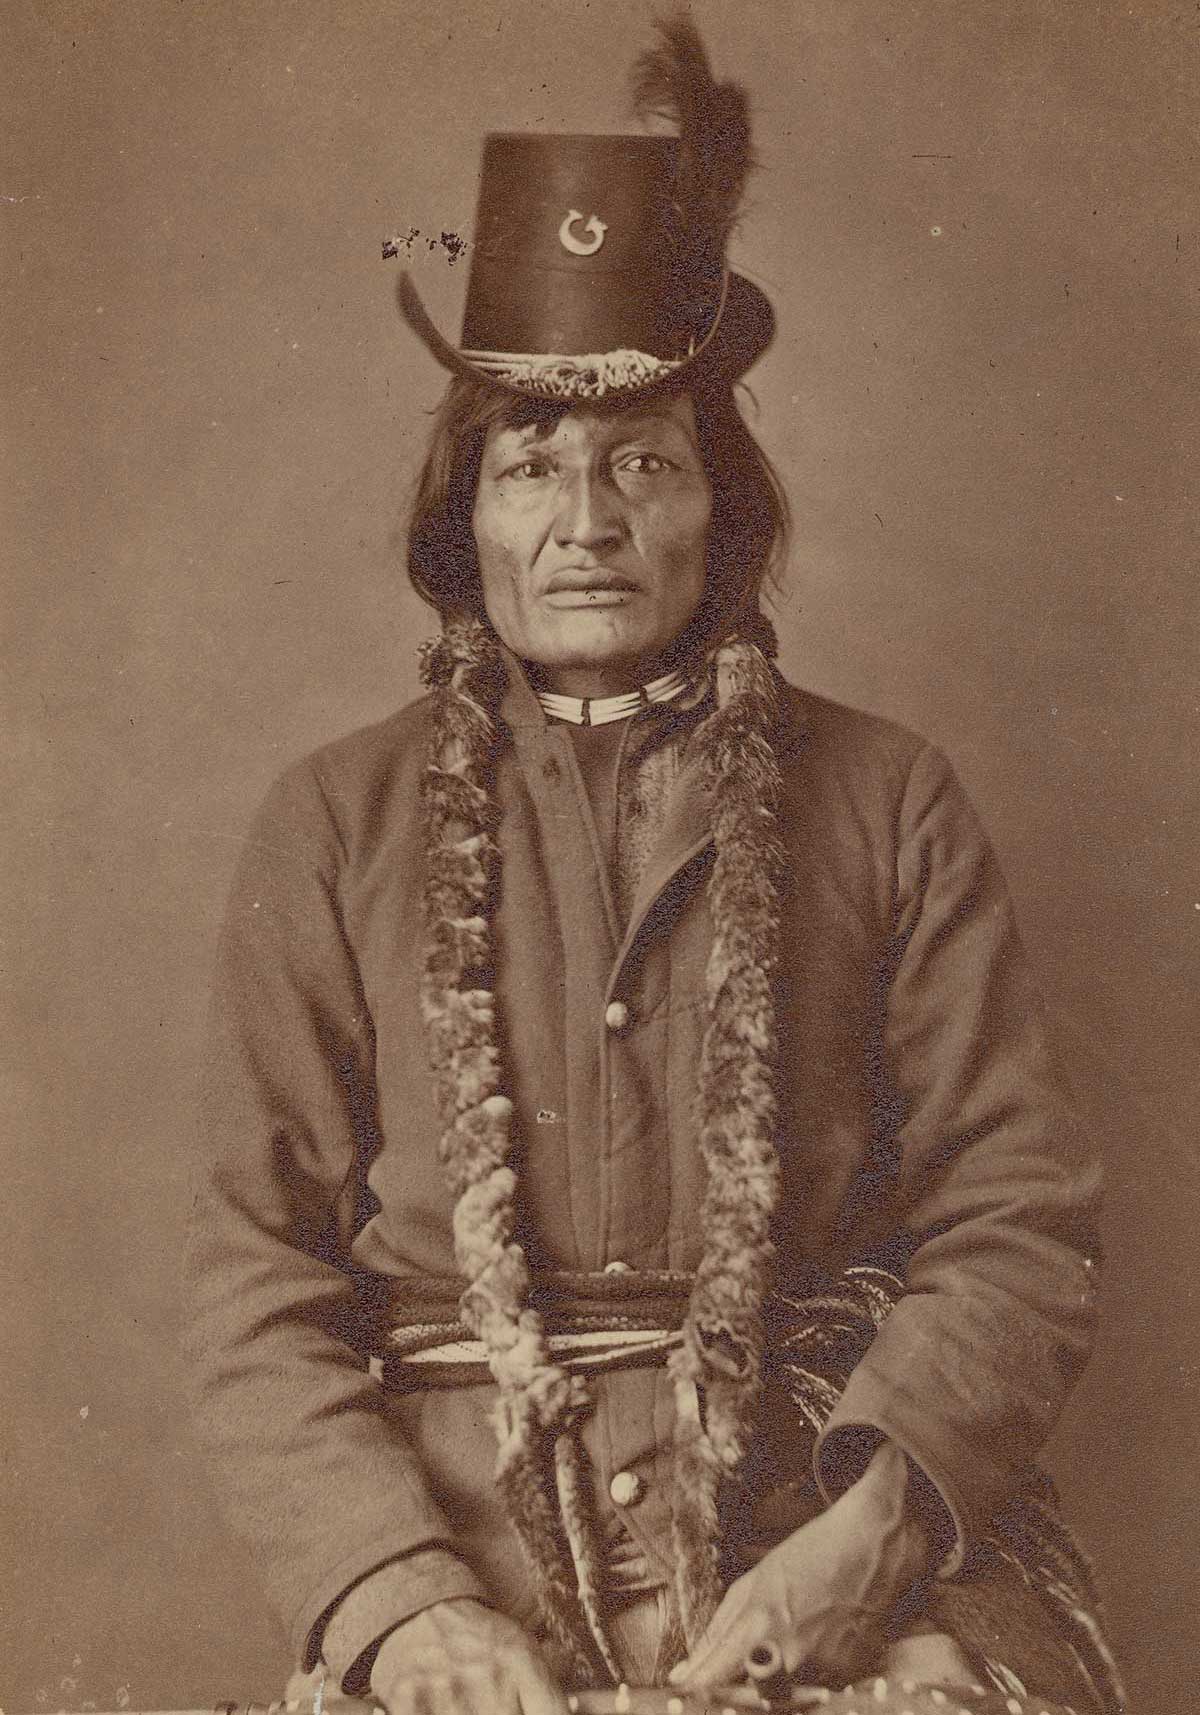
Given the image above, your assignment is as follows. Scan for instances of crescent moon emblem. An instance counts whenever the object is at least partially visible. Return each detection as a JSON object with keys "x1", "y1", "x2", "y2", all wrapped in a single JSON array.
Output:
[{"x1": 558, "y1": 208, "x2": 608, "y2": 257}]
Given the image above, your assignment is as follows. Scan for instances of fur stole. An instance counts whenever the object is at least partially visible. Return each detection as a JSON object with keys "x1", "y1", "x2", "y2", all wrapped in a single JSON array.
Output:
[{"x1": 417, "y1": 619, "x2": 785, "y2": 1679}]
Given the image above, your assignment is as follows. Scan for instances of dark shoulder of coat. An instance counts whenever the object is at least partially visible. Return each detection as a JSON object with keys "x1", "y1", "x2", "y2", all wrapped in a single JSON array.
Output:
[{"x1": 773, "y1": 676, "x2": 935, "y2": 825}]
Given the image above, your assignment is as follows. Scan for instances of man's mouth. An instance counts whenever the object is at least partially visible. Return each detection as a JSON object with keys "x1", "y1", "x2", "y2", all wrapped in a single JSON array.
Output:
[
  {"x1": 544, "y1": 589, "x2": 635, "y2": 608},
  {"x1": 544, "y1": 569, "x2": 638, "y2": 607}
]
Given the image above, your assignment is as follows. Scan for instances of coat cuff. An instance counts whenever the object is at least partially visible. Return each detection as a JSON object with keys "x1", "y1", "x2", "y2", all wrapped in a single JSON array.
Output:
[
  {"x1": 316, "y1": 1548, "x2": 490, "y2": 1693},
  {"x1": 812, "y1": 1423, "x2": 966, "y2": 1578}
]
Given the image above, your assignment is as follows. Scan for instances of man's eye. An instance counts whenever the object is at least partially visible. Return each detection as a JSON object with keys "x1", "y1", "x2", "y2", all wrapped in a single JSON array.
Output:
[
  {"x1": 504, "y1": 459, "x2": 549, "y2": 480},
  {"x1": 619, "y1": 452, "x2": 673, "y2": 475}
]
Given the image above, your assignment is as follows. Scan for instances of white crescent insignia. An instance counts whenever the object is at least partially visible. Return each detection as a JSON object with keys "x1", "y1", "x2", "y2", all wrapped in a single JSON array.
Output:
[{"x1": 558, "y1": 208, "x2": 608, "y2": 257}]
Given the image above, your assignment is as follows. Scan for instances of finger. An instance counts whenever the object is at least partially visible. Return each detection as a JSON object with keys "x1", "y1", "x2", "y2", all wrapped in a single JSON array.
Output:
[
  {"x1": 379, "y1": 1680, "x2": 425, "y2": 1715},
  {"x1": 511, "y1": 1654, "x2": 571, "y2": 1715},
  {"x1": 418, "y1": 1672, "x2": 515, "y2": 1715},
  {"x1": 371, "y1": 1666, "x2": 424, "y2": 1715},
  {"x1": 672, "y1": 1610, "x2": 769, "y2": 1690},
  {"x1": 408, "y1": 1674, "x2": 451, "y2": 1715},
  {"x1": 480, "y1": 1675, "x2": 526, "y2": 1715},
  {"x1": 670, "y1": 1633, "x2": 735, "y2": 1687},
  {"x1": 667, "y1": 1592, "x2": 744, "y2": 1684}
]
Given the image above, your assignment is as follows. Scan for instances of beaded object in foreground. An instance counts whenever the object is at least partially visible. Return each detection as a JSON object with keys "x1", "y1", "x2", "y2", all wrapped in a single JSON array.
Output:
[{"x1": 566, "y1": 1683, "x2": 1088, "y2": 1715}]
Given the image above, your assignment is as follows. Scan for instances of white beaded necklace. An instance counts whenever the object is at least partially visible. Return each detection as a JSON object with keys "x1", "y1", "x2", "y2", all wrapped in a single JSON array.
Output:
[{"x1": 535, "y1": 669, "x2": 689, "y2": 727}]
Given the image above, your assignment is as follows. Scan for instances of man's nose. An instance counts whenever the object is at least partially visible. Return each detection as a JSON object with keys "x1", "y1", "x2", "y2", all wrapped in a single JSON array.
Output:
[{"x1": 552, "y1": 470, "x2": 625, "y2": 552}]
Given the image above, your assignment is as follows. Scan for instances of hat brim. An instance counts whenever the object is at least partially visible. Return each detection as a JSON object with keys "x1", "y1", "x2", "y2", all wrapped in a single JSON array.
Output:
[{"x1": 396, "y1": 269, "x2": 775, "y2": 403}]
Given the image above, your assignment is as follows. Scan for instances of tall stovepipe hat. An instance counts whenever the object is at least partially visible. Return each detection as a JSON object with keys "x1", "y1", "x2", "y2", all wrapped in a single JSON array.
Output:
[{"x1": 396, "y1": 14, "x2": 774, "y2": 401}]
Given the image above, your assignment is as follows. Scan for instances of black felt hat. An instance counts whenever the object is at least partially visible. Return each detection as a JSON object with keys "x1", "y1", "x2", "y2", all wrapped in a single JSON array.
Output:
[{"x1": 396, "y1": 18, "x2": 774, "y2": 401}]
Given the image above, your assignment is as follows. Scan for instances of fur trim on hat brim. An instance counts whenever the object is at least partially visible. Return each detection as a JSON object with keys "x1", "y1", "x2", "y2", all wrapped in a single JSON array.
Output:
[{"x1": 396, "y1": 269, "x2": 775, "y2": 402}]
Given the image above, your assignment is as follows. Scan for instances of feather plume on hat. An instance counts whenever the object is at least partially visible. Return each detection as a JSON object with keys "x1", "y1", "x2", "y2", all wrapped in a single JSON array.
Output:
[{"x1": 631, "y1": 13, "x2": 755, "y2": 293}]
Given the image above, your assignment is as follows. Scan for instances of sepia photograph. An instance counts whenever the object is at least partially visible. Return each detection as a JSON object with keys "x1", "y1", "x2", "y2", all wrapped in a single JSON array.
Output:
[{"x1": 4, "y1": 5, "x2": 1196, "y2": 1714}]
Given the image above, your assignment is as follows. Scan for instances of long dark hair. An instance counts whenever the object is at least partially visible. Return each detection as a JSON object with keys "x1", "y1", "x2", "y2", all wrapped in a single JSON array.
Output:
[{"x1": 406, "y1": 374, "x2": 789, "y2": 654}]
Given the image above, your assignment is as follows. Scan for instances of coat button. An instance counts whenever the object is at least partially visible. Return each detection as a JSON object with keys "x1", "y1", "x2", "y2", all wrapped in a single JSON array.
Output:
[
  {"x1": 604, "y1": 1259, "x2": 633, "y2": 1275},
  {"x1": 609, "y1": 1470, "x2": 643, "y2": 1507},
  {"x1": 605, "y1": 1000, "x2": 631, "y2": 1031}
]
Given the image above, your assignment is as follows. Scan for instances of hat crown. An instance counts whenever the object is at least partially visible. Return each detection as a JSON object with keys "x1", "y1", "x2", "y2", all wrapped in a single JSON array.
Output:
[
  {"x1": 470, "y1": 133, "x2": 680, "y2": 271},
  {"x1": 462, "y1": 132, "x2": 707, "y2": 361}
]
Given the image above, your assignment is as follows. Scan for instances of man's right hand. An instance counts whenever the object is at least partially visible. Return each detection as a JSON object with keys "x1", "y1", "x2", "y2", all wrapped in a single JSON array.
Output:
[{"x1": 370, "y1": 1597, "x2": 570, "y2": 1715}]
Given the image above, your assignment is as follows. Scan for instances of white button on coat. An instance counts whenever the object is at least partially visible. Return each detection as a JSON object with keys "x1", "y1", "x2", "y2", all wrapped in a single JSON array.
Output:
[
  {"x1": 604, "y1": 1259, "x2": 633, "y2": 1275},
  {"x1": 605, "y1": 1000, "x2": 631, "y2": 1031},
  {"x1": 609, "y1": 1469, "x2": 643, "y2": 1507}
]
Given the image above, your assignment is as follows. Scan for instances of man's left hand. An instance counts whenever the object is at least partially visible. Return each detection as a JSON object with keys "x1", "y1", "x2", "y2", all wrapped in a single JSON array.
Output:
[{"x1": 669, "y1": 1441, "x2": 931, "y2": 1689}]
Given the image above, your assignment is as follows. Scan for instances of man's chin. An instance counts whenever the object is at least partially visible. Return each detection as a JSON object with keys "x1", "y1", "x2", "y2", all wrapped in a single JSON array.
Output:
[
  {"x1": 518, "y1": 636, "x2": 654, "y2": 697},
  {"x1": 528, "y1": 619, "x2": 647, "y2": 674}
]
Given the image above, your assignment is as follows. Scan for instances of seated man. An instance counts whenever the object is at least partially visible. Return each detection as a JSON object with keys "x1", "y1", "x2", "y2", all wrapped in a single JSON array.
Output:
[{"x1": 186, "y1": 19, "x2": 1120, "y2": 1715}]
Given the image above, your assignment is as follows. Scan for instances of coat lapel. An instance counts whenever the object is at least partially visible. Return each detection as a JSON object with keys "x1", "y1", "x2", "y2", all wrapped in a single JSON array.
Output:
[
  {"x1": 614, "y1": 743, "x2": 714, "y2": 974},
  {"x1": 613, "y1": 671, "x2": 809, "y2": 976}
]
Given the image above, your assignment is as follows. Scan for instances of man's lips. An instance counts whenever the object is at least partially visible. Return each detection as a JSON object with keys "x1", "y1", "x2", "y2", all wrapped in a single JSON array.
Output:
[{"x1": 543, "y1": 568, "x2": 638, "y2": 607}]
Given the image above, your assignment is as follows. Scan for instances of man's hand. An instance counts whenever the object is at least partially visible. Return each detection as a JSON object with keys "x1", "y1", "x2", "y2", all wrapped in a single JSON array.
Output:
[
  {"x1": 670, "y1": 1442, "x2": 932, "y2": 1689},
  {"x1": 370, "y1": 1597, "x2": 569, "y2": 1715}
]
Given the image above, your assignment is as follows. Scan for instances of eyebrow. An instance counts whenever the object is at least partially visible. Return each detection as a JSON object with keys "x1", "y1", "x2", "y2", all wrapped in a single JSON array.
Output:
[{"x1": 507, "y1": 409, "x2": 693, "y2": 447}]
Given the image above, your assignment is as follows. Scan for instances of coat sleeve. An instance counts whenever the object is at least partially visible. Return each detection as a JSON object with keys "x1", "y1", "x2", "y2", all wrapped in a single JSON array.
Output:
[
  {"x1": 813, "y1": 742, "x2": 1102, "y2": 1571},
  {"x1": 183, "y1": 760, "x2": 486, "y2": 1671}
]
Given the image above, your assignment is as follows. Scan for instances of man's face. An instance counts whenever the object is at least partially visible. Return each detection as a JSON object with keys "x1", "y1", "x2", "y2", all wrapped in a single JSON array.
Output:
[{"x1": 471, "y1": 395, "x2": 712, "y2": 696}]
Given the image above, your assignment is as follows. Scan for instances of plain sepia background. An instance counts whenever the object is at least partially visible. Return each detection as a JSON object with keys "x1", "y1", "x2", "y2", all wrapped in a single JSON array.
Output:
[{"x1": 3, "y1": 1, "x2": 1196, "y2": 1710}]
